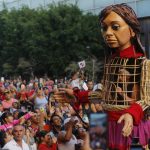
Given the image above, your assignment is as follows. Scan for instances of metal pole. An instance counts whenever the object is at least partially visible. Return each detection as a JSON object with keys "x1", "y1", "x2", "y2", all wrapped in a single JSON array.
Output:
[
  {"x1": 93, "y1": 0, "x2": 95, "y2": 14},
  {"x1": 29, "y1": 0, "x2": 32, "y2": 8},
  {"x1": 92, "y1": 59, "x2": 95, "y2": 82},
  {"x1": 44, "y1": 0, "x2": 46, "y2": 8}
]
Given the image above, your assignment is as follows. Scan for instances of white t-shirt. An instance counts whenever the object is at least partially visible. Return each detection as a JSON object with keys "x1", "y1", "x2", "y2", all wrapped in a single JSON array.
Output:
[
  {"x1": 3, "y1": 139, "x2": 30, "y2": 150},
  {"x1": 93, "y1": 83, "x2": 103, "y2": 91},
  {"x1": 58, "y1": 131, "x2": 77, "y2": 150},
  {"x1": 70, "y1": 78, "x2": 87, "y2": 90},
  {"x1": 70, "y1": 78, "x2": 81, "y2": 89}
]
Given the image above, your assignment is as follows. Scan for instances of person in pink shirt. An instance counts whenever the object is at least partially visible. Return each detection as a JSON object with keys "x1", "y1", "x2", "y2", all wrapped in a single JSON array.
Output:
[
  {"x1": 2, "y1": 89, "x2": 18, "y2": 109},
  {"x1": 0, "y1": 111, "x2": 34, "y2": 131}
]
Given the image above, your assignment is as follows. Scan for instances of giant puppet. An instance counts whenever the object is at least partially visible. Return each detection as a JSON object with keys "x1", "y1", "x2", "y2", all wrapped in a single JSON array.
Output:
[{"x1": 53, "y1": 3, "x2": 150, "y2": 150}]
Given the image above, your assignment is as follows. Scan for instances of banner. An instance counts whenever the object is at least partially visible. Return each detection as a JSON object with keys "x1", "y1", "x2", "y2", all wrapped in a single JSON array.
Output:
[{"x1": 78, "y1": 60, "x2": 86, "y2": 69}]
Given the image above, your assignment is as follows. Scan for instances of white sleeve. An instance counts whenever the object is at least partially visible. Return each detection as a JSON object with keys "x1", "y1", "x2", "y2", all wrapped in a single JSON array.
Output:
[{"x1": 3, "y1": 144, "x2": 11, "y2": 150}]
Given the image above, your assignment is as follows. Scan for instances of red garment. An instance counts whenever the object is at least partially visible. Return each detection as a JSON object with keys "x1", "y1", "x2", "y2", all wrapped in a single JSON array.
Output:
[
  {"x1": 0, "y1": 92, "x2": 5, "y2": 101},
  {"x1": 109, "y1": 144, "x2": 128, "y2": 150},
  {"x1": 17, "y1": 91, "x2": 28, "y2": 101},
  {"x1": 30, "y1": 124, "x2": 39, "y2": 134},
  {"x1": 107, "y1": 103, "x2": 143, "y2": 125},
  {"x1": 43, "y1": 124, "x2": 51, "y2": 132},
  {"x1": 112, "y1": 45, "x2": 143, "y2": 58},
  {"x1": 73, "y1": 89, "x2": 89, "y2": 110},
  {"x1": 28, "y1": 89, "x2": 35, "y2": 97},
  {"x1": 38, "y1": 143, "x2": 57, "y2": 150}
]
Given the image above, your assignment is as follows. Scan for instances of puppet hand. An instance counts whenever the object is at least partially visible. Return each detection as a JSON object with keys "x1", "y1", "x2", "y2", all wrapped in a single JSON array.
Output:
[
  {"x1": 59, "y1": 88, "x2": 74, "y2": 96},
  {"x1": 117, "y1": 113, "x2": 133, "y2": 137},
  {"x1": 53, "y1": 88, "x2": 75, "y2": 103}
]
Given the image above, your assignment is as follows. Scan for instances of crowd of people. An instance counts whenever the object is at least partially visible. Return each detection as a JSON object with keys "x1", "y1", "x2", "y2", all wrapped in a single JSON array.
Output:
[{"x1": 0, "y1": 72, "x2": 103, "y2": 150}]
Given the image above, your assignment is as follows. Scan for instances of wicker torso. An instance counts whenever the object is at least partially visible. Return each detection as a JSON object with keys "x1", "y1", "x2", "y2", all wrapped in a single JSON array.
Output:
[{"x1": 102, "y1": 57, "x2": 144, "y2": 111}]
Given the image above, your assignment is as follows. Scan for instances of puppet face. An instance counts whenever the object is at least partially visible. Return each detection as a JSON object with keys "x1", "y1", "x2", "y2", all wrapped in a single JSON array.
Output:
[{"x1": 101, "y1": 11, "x2": 135, "y2": 51}]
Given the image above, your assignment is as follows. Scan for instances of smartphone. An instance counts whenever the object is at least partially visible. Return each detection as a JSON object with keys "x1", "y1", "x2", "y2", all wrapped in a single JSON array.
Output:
[
  {"x1": 90, "y1": 112, "x2": 108, "y2": 150},
  {"x1": 21, "y1": 106, "x2": 26, "y2": 112},
  {"x1": 40, "y1": 107, "x2": 45, "y2": 112},
  {"x1": 49, "y1": 131, "x2": 55, "y2": 138}
]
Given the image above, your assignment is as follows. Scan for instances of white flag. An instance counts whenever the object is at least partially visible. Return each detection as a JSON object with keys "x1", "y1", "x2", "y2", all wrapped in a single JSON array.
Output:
[{"x1": 78, "y1": 60, "x2": 86, "y2": 69}]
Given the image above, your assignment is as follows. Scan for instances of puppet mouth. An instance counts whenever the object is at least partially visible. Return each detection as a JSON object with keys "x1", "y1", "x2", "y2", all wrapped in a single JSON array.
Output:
[
  {"x1": 106, "y1": 39, "x2": 117, "y2": 42},
  {"x1": 106, "y1": 40, "x2": 117, "y2": 44}
]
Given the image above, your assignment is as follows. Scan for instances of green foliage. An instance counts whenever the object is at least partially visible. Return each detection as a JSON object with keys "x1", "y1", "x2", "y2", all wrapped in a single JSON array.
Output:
[
  {"x1": 2, "y1": 63, "x2": 13, "y2": 75},
  {"x1": 0, "y1": 3, "x2": 105, "y2": 79}
]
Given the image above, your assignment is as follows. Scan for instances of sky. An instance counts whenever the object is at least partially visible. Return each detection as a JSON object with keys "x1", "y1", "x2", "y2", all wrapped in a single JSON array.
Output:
[{"x1": 0, "y1": 0, "x2": 150, "y2": 17}]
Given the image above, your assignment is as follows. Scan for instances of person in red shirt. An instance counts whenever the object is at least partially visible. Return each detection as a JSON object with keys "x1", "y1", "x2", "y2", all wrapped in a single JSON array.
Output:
[{"x1": 38, "y1": 130, "x2": 57, "y2": 150}]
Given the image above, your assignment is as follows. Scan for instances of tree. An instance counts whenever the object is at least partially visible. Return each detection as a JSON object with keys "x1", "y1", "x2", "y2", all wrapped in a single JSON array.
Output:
[{"x1": 0, "y1": 3, "x2": 105, "y2": 79}]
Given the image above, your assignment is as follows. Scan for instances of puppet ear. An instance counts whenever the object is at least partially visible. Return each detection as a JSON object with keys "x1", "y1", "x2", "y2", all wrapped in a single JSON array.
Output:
[{"x1": 129, "y1": 27, "x2": 135, "y2": 37}]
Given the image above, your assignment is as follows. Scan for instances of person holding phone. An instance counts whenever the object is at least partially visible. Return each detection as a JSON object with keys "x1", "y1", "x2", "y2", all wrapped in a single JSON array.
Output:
[
  {"x1": 34, "y1": 88, "x2": 48, "y2": 111},
  {"x1": 57, "y1": 117, "x2": 78, "y2": 150},
  {"x1": 38, "y1": 130, "x2": 57, "y2": 150},
  {"x1": 54, "y1": 3, "x2": 150, "y2": 150}
]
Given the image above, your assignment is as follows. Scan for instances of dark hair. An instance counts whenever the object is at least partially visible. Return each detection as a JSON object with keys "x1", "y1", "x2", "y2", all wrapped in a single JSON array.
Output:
[
  {"x1": 37, "y1": 130, "x2": 48, "y2": 144},
  {"x1": 43, "y1": 86, "x2": 48, "y2": 90},
  {"x1": 38, "y1": 87, "x2": 43, "y2": 90},
  {"x1": 18, "y1": 111, "x2": 26, "y2": 118},
  {"x1": 3, "y1": 89, "x2": 10, "y2": 95},
  {"x1": 0, "y1": 111, "x2": 13, "y2": 124},
  {"x1": 0, "y1": 131, "x2": 7, "y2": 147},
  {"x1": 87, "y1": 80, "x2": 93, "y2": 83},
  {"x1": 50, "y1": 114, "x2": 63, "y2": 124},
  {"x1": 38, "y1": 130, "x2": 48, "y2": 138},
  {"x1": 70, "y1": 71, "x2": 79, "y2": 77},
  {"x1": 20, "y1": 83, "x2": 26, "y2": 89},
  {"x1": 99, "y1": 3, "x2": 145, "y2": 55}
]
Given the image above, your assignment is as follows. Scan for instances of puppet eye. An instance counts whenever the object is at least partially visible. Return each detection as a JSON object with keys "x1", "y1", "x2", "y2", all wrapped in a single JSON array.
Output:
[
  {"x1": 111, "y1": 24, "x2": 120, "y2": 31},
  {"x1": 101, "y1": 25, "x2": 108, "y2": 32}
]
